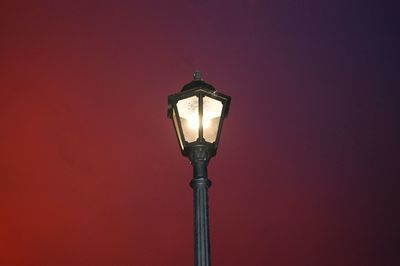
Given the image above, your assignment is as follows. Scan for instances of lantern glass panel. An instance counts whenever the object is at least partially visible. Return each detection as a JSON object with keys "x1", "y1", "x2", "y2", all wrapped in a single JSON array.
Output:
[
  {"x1": 203, "y1": 96, "x2": 223, "y2": 143},
  {"x1": 176, "y1": 96, "x2": 199, "y2": 142},
  {"x1": 172, "y1": 108, "x2": 184, "y2": 149}
]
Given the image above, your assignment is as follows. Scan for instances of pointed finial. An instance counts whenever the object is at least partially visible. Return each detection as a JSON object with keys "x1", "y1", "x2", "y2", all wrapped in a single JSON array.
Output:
[{"x1": 193, "y1": 71, "x2": 202, "y2": 81}]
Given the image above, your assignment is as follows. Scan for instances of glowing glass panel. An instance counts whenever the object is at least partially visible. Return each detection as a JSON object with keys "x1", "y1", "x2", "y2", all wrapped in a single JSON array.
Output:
[
  {"x1": 172, "y1": 108, "x2": 183, "y2": 149},
  {"x1": 203, "y1": 96, "x2": 223, "y2": 143},
  {"x1": 176, "y1": 96, "x2": 199, "y2": 142}
]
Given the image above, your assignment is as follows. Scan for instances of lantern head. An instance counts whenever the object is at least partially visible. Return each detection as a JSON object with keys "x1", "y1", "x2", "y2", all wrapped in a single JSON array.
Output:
[{"x1": 168, "y1": 72, "x2": 231, "y2": 159}]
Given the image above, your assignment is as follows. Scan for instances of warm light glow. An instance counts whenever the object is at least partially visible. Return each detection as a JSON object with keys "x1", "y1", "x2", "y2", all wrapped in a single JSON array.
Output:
[
  {"x1": 176, "y1": 96, "x2": 199, "y2": 142},
  {"x1": 188, "y1": 116, "x2": 210, "y2": 130},
  {"x1": 203, "y1": 118, "x2": 211, "y2": 129},
  {"x1": 203, "y1": 96, "x2": 223, "y2": 142},
  {"x1": 188, "y1": 116, "x2": 199, "y2": 129},
  {"x1": 176, "y1": 95, "x2": 223, "y2": 142}
]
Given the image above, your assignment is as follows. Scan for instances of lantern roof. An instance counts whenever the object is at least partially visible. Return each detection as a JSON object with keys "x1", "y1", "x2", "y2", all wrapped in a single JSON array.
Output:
[{"x1": 181, "y1": 71, "x2": 216, "y2": 92}]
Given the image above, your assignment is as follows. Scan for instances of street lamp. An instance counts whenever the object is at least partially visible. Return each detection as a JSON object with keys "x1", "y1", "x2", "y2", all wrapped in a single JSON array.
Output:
[{"x1": 167, "y1": 71, "x2": 231, "y2": 266}]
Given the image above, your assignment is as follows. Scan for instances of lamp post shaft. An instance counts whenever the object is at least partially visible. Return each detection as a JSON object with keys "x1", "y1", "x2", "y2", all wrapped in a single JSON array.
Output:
[{"x1": 190, "y1": 159, "x2": 212, "y2": 266}]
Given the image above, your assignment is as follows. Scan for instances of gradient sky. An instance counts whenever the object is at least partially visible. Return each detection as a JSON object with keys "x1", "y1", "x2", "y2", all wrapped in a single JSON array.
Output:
[{"x1": 1, "y1": 1, "x2": 399, "y2": 265}]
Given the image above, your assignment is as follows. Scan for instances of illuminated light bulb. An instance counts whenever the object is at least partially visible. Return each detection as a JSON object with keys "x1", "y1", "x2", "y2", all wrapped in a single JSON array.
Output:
[
  {"x1": 188, "y1": 116, "x2": 211, "y2": 130},
  {"x1": 188, "y1": 116, "x2": 199, "y2": 129}
]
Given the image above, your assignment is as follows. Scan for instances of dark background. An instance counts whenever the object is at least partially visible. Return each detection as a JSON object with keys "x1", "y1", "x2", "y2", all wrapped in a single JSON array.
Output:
[{"x1": 1, "y1": 1, "x2": 399, "y2": 265}]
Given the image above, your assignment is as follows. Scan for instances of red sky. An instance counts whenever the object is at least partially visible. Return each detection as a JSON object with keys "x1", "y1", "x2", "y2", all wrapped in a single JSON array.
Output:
[{"x1": 1, "y1": 1, "x2": 399, "y2": 265}]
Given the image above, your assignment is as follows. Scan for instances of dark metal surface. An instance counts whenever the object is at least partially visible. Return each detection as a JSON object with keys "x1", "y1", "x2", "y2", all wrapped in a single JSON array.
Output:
[{"x1": 190, "y1": 146, "x2": 212, "y2": 266}]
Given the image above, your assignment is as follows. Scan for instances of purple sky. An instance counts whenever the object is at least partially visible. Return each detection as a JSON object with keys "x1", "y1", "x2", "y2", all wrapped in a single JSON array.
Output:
[{"x1": 1, "y1": 1, "x2": 399, "y2": 265}]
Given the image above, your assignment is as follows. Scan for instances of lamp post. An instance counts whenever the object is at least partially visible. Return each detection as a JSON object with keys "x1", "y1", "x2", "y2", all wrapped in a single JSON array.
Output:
[{"x1": 167, "y1": 71, "x2": 231, "y2": 266}]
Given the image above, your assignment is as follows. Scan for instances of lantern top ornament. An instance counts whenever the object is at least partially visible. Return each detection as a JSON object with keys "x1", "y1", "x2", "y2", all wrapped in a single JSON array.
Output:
[{"x1": 194, "y1": 70, "x2": 202, "y2": 81}]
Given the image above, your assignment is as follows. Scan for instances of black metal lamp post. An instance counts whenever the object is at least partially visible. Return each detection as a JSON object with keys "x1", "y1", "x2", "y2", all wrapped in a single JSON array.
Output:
[{"x1": 167, "y1": 71, "x2": 231, "y2": 266}]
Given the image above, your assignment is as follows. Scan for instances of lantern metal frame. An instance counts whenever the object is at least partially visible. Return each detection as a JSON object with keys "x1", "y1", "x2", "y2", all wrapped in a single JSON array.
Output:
[{"x1": 167, "y1": 77, "x2": 231, "y2": 159}]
